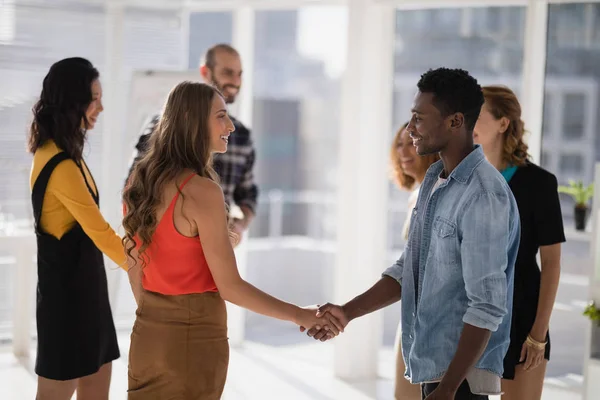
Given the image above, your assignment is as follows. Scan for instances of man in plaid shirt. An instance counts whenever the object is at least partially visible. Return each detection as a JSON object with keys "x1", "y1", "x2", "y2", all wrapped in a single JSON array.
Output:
[{"x1": 126, "y1": 44, "x2": 258, "y2": 240}]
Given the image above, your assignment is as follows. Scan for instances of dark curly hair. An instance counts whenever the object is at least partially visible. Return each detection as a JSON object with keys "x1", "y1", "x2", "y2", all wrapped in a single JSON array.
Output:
[
  {"x1": 28, "y1": 57, "x2": 99, "y2": 162},
  {"x1": 417, "y1": 68, "x2": 484, "y2": 131}
]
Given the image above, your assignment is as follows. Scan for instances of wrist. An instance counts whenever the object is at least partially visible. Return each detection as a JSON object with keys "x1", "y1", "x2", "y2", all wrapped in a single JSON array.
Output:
[
  {"x1": 341, "y1": 303, "x2": 356, "y2": 323},
  {"x1": 291, "y1": 305, "x2": 304, "y2": 325},
  {"x1": 529, "y1": 324, "x2": 548, "y2": 342}
]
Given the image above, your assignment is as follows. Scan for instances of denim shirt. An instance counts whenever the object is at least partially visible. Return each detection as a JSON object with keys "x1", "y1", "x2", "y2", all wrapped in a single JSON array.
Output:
[{"x1": 383, "y1": 145, "x2": 520, "y2": 383}]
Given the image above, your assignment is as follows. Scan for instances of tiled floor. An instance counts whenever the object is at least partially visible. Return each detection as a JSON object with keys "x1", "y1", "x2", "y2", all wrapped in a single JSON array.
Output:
[{"x1": 0, "y1": 337, "x2": 583, "y2": 400}]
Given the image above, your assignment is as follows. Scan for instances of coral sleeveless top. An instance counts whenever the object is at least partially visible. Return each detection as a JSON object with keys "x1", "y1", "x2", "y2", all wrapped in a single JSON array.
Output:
[{"x1": 140, "y1": 173, "x2": 217, "y2": 295}]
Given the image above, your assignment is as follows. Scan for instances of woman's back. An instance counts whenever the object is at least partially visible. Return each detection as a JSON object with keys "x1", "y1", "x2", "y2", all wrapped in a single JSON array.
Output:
[{"x1": 140, "y1": 171, "x2": 217, "y2": 295}]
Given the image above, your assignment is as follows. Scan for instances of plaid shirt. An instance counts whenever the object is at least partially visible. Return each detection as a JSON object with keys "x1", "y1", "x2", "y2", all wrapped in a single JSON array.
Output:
[{"x1": 126, "y1": 114, "x2": 258, "y2": 213}]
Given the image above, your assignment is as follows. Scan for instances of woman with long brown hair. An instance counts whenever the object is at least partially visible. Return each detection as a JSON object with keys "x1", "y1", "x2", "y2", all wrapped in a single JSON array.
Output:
[
  {"x1": 389, "y1": 122, "x2": 439, "y2": 400},
  {"x1": 28, "y1": 57, "x2": 126, "y2": 400},
  {"x1": 122, "y1": 81, "x2": 342, "y2": 399},
  {"x1": 474, "y1": 85, "x2": 565, "y2": 400}
]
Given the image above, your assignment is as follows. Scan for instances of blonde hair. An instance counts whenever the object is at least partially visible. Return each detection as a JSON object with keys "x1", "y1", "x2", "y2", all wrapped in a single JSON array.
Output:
[
  {"x1": 390, "y1": 123, "x2": 439, "y2": 190},
  {"x1": 482, "y1": 85, "x2": 530, "y2": 167},
  {"x1": 122, "y1": 82, "x2": 221, "y2": 265}
]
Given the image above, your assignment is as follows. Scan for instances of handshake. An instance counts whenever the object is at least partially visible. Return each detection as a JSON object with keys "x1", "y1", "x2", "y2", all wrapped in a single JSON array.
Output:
[{"x1": 296, "y1": 303, "x2": 349, "y2": 341}]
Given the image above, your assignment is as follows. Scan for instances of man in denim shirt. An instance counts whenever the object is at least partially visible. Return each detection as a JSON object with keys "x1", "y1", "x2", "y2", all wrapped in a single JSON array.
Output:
[{"x1": 309, "y1": 68, "x2": 520, "y2": 399}]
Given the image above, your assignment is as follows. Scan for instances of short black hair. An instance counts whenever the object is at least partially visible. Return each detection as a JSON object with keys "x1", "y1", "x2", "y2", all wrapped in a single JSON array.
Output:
[
  {"x1": 204, "y1": 44, "x2": 239, "y2": 70},
  {"x1": 417, "y1": 68, "x2": 484, "y2": 131}
]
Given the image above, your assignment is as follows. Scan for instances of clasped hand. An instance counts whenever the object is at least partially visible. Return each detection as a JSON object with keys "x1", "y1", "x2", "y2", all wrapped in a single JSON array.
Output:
[{"x1": 297, "y1": 303, "x2": 350, "y2": 341}]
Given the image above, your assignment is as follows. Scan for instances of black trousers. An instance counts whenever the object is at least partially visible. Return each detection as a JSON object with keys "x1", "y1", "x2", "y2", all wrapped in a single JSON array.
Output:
[{"x1": 421, "y1": 380, "x2": 488, "y2": 400}]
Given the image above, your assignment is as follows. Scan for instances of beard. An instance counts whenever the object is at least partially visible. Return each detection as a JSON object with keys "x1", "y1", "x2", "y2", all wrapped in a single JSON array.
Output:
[{"x1": 211, "y1": 79, "x2": 239, "y2": 104}]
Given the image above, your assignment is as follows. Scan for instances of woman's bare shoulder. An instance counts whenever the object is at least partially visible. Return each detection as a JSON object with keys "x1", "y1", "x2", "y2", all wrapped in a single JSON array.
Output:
[{"x1": 184, "y1": 175, "x2": 225, "y2": 209}]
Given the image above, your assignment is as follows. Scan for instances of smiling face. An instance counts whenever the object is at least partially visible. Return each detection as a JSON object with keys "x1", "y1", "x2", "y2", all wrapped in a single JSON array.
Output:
[
  {"x1": 209, "y1": 93, "x2": 235, "y2": 153},
  {"x1": 406, "y1": 91, "x2": 452, "y2": 156},
  {"x1": 396, "y1": 126, "x2": 430, "y2": 180},
  {"x1": 83, "y1": 79, "x2": 103, "y2": 130},
  {"x1": 203, "y1": 50, "x2": 242, "y2": 104}
]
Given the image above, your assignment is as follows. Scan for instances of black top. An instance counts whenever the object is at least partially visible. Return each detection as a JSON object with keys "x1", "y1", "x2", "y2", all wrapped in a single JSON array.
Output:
[
  {"x1": 503, "y1": 161, "x2": 565, "y2": 379},
  {"x1": 510, "y1": 161, "x2": 565, "y2": 283}
]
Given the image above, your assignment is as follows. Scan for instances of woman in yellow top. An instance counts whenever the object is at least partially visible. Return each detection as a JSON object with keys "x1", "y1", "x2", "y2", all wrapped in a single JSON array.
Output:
[{"x1": 28, "y1": 57, "x2": 126, "y2": 400}]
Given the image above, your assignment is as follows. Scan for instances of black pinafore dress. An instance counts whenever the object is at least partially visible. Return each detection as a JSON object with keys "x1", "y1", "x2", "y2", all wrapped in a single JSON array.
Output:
[{"x1": 32, "y1": 152, "x2": 120, "y2": 381}]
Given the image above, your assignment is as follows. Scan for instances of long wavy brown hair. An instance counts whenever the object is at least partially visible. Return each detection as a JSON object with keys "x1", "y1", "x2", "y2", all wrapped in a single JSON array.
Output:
[
  {"x1": 122, "y1": 81, "x2": 221, "y2": 265},
  {"x1": 482, "y1": 85, "x2": 530, "y2": 167},
  {"x1": 390, "y1": 122, "x2": 439, "y2": 190}
]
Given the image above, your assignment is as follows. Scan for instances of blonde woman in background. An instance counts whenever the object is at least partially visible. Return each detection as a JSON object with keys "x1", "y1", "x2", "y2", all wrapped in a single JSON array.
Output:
[{"x1": 389, "y1": 122, "x2": 439, "y2": 399}]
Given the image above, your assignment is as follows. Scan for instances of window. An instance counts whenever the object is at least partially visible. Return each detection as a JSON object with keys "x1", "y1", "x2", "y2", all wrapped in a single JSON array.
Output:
[
  {"x1": 542, "y1": 151, "x2": 551, "y2": 167},
  {"x1": 560, "y1": 153, "x2": 584, "y2": 174},
  {"x1": 541, "y1": 4, "x2": 600, "y2": 384},
  {"x1": 542, "y1": 92, "x2": 555, "y2": 138},
  {"x1": 542, "y1": 3, "x2": 599, "y2": 200},
  {"x1": 562, "y1": 93, "x2": 586, "y2": 139},
  {"x1": 250, "y1": 7, "x2": 347, "y2": 241},
  {"x1": 188, "y1": 12, "x2": 233, "y2": 69},
  {"x1": 0, "y1": 0, "x2": 16, "y2": 43}
]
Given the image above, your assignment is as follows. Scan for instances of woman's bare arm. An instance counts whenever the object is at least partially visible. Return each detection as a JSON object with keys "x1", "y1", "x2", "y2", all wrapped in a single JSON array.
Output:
[
  {"x1": 186, "y1": 177, "x2": 343, "y2": 334},
  {"x1": 530, "y1": 243, "x2": 561, "y2": 341}
]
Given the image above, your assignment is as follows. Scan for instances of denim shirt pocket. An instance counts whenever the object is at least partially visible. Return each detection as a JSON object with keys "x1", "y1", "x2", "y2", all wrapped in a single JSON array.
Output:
[{"x1": 431, "y1": 216, "x2": 460, "y2": 268}]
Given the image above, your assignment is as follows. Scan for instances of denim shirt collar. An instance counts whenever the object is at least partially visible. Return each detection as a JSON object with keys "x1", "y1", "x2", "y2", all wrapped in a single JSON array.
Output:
[{"x1": 426, "y1": 144, "x2": 486, "y2": 184}]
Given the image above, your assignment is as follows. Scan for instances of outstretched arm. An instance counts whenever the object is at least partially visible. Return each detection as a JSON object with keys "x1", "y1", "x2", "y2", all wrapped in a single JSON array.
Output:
[
  {"x1": 189, "y1": 176, "x2": 343, "y2": 334},
  {"x1": 306, "y1": 275, "x2": 402, "y2": 340}
]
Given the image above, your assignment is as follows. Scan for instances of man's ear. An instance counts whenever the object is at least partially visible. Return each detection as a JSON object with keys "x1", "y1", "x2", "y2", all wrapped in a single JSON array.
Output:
[
  {"x1": 449, "y1": 113, "x2": 465, "y2": 130},
  {"x1": 200, "y1": 65, "x2": 209, "y2": 80}
]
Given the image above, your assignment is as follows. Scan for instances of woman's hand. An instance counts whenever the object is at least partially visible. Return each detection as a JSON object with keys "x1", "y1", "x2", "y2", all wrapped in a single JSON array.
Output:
[
  {"x1": 520, "y1": 333, "x2": 546, "y2": 371},
  {"x1": 295, "y1": 306, "x2": 344, "y2": 339}
]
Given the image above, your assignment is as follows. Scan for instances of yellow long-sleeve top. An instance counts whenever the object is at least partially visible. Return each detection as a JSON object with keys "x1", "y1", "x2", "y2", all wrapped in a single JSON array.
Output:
[{"x1": 30, "y1": 140, "x2": 127, "y2": 270}]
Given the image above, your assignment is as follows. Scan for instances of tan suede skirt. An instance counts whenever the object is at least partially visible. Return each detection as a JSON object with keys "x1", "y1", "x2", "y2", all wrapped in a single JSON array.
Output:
[{"x1": 128, "y1": 290, "x2": 229, "y2": 400}]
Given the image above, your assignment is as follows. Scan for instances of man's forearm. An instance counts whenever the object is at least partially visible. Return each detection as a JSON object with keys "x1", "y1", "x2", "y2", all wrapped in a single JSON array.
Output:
[
  {"x1": 438, "y1": 323, "x2": 492, "y2": 393},
  {"x1": 342, "y1": 276, "x2": 401, "y2": 322}
]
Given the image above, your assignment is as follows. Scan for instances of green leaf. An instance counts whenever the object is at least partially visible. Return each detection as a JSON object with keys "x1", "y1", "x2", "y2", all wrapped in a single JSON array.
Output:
[{"x1": 558, "y1": 181, "x2": 594, "y2": 206}]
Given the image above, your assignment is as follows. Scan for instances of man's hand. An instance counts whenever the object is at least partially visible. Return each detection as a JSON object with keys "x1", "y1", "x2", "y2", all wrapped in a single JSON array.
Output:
[
  {"x1": 296, "y1": 305, "x2": 344, "y2": 339},
  {"x1": 230, "y1": 218, "x2": 247, "y2": 234},
  {"x1": 299, "y1": 303, "x2": 350, "y2": 341},
  {"x1": 229, "y1": 218, "x2": 248, "y2": 247}
]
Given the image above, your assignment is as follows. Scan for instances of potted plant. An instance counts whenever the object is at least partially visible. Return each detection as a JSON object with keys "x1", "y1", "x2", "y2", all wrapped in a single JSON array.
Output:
[
  {"x1": 558, "y1": 180, "x2": 594, "y2": 231},
  {"x1": 584, "y1": 301, "x2": 600, "y2": 359}
]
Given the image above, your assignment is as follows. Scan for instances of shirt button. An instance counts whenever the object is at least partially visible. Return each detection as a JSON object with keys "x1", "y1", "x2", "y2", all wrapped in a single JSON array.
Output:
[
  {"x1": 412, "y1": 312, "x2": 415, "y2": 317},
  {"x1": 409, "y1": 334, "x2": 413, "y2": 339}
]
